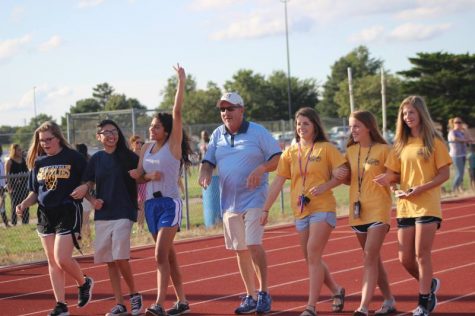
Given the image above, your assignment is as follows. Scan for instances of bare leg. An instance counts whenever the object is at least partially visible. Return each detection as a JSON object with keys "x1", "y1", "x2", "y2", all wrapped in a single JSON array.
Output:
[
  {"x1": 397, "y1": 227, "x2": 419, "y2": 279},
  {"x1": 236, "y1": 249, "x2": 257, "y2": 298},
  {"x1": 41, "y1": 235, "x2": 66, "y2": 303},
  {"x1": 248, "y1": 244, "x2": 268, "y2": 292},
  {"x1": 107, "y1": 262, "x2": 125, "y2": 305},
  {"x1": 415, "y1": 223, "x2": 438, "y2": 294},
  {"x1": 169, "y1": 245, "x2": 186, "y2": 302},
  {"x1": 154, "y1": 226, "x2": 179, "y2": 305}
]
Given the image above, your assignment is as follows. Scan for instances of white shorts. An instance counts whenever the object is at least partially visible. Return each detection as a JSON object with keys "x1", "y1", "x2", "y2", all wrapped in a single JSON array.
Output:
[
  {"x1": 94, "y1": 219, "x2": 133, "y2": 263},
  {"x1": 223, "y1": 208, "x2": 264, "y2": 250}
]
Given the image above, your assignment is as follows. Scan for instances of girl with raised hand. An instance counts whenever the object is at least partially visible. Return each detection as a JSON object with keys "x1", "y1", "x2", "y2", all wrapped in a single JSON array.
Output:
[{"x1": 129, "y1": 64, "x2": 193, "y2": 316}]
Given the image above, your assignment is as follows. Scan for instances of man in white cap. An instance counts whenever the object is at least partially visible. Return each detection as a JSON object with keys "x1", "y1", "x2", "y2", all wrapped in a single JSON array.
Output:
[{"x1": 199, "y1": 92, "x2": 281, "y2": 314}]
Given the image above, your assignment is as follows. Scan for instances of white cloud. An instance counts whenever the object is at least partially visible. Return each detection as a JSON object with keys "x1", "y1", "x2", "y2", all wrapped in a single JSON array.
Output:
[
  {"x1": 188, "y1": 0, "x2": 243, "y2": 11},
  {"x1": 10, "y1": 5, "x2": 26, "y2": 22},
  {"x1": 389, "y1": 22, "x2": 452, "y2": 41},
  {"x1": 349, "y1": 26, "x2": 385, "y2": 43},
  {"x1": 396, "y1": 0, "x2": 475, "y2": 19},
  {"x1": 211, "y1": 12, "x2": 284, "y2": 40},
  {"x1": 0, "y1": 35, "x2": 32, "y2": 62},
  {"x1": 38, "y1": 35, "x2": 63, "y2": 53},
  {"x1": 77, "y1": 0, "x2": 105, "y2": 9}
]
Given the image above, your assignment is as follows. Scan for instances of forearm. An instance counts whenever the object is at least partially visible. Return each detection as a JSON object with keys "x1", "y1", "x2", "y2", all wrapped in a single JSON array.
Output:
[
  {"x1": 416, "y1": 165, "x2": 450, "y2": 192},
  {"x1": 261, "y1": 154, "x2": 281, "y2": 173},
  {"x1": 263, "y1": 176, "x2": 285, "y2": 212},
  {"x1": 20, "y1": 192, "x2": 38, "y2": 208}
]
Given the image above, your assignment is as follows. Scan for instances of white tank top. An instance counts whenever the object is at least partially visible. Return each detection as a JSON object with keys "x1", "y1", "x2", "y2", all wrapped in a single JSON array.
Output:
[{"x1": 143, "y1": 142, "x2": 181, "y2": 200}]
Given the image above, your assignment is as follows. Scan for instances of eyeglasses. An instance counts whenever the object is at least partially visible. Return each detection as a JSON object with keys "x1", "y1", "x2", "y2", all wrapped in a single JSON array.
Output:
[
  {"x1": 39, "y1": 136, "x2": 56, "y2": 144},
  {"x1": 135, "y1": 141, "x2": 144, "y2": 145},
  {"x1": 98, "y1": 129, "x2": 118, "y2": 136},
  {"x1": 454, "y1": 121, "x2": 463, "y2": 124},
  {"x1": 219, "y1": 106, "x2": 240, "y2": 113}
]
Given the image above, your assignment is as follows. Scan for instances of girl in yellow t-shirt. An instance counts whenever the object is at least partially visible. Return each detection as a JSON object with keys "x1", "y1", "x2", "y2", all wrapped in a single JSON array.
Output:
[
  {"x1": 345, "y1": 111, "x2": 395, "y2": 316},
  {"x1": 374, "y1": 96, "x2": 451, "y2": 316},
  {"x1": 261, "y1": 107, "x2": 347, "y2": 316}
]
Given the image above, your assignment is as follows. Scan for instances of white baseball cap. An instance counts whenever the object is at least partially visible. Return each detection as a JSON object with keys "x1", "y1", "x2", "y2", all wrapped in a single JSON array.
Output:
[{"x1": 217, "y1": 92, "x2": 244, "y2": 107}]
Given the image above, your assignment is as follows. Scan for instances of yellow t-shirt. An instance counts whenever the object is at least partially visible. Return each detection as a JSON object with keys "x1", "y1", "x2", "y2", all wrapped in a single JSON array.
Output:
[
  {"x1": 345, "y1": 143, "x2": 392, "y2": 226},
  {"x1": 385, "y1": 137, "x2": 452, "y2": 218},
  {"x1": 277, "y1": 141, "x2": 346, "y2": 219}
]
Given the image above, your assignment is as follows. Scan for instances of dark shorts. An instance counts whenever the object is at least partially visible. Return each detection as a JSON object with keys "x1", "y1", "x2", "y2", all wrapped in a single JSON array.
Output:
[
  {"x1": 397, "y1": 216, "x2": 441, "y2": 229},
  {"x1": 37, "y1": 201, "x2": 83, "y2": 236},
  {"x1": 144, "y1": 197, "x2": 182, "y2": 235},
  {"x1": 351, "y1": 221, "x2": 388, "y2": 233}
]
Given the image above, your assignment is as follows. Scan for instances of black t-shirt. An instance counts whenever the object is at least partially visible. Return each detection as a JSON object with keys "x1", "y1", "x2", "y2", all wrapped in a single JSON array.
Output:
[
  {"x1": 83, "y1": 150, "x2": 138, "y2": 221},
  {"x1": 29, "y1": 147, "x2": 87, "y2": 208}
]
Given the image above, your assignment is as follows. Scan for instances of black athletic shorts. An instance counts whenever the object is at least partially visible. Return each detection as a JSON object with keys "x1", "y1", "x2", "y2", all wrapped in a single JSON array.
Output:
[
  {"x1": 397, "y1": 216, "x2": 441, "y2": 230},
  {"x1": 37, "y1": 201, "x2": 83, "y2": 236}
]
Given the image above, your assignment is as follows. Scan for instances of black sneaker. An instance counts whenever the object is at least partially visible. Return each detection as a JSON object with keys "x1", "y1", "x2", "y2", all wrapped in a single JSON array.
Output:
[
  {"x1": 105, "y1": 304, "x2": 128, "y2": 316},
  {"x1": 145, "y1": 304, "x2": 166, "y2": 316},
  {"x1": 49, "y1": 302, "x2": 69, "y2": 316},
  {"x1": 167, "y1": 301, "x2": 190, "y2": 315},
  {"x1": 428, "y1": 278, "x2": 440, "y2": 312},
  {"x1": 130, "y1": 293, "x2": 144, "y2": 316},
  {"x1": 77, "y1": 276, "x2": 94, "y2": 308}
]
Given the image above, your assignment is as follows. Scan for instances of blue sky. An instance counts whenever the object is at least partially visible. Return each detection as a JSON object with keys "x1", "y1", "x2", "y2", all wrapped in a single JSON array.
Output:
[{"x1": 1, "y1": 0, "x2": 475, "y2": 127}]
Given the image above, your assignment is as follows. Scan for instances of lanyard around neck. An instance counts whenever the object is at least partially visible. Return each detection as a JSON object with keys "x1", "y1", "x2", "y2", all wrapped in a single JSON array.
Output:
[
  {"x1": 357, "y1": 143, "x2": 373, "y2": 197},
  {"x1": 298, "y1": 141, "x2": 315, "y2": 193}
]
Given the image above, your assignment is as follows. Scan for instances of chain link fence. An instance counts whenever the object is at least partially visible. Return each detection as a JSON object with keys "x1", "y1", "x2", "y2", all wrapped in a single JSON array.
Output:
[{"x1": 0, "y1": 109, "x2": 349, "y2": 266}]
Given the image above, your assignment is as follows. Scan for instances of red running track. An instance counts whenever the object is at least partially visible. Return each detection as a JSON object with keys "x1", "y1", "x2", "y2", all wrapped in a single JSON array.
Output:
[{"x1": 1, "y1": 197, "x2": 475, "y2": 315}]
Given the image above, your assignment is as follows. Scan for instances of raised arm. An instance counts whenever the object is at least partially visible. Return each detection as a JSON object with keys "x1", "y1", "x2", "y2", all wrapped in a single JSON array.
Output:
[{"x1": 168, "y1": 64, "x2": 186, "y2": 160}]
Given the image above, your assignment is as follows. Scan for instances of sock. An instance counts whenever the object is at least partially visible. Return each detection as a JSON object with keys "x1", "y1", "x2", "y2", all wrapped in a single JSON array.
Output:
[{"x1": 418, "y1": 293, "x2": 430, "y2": 308}]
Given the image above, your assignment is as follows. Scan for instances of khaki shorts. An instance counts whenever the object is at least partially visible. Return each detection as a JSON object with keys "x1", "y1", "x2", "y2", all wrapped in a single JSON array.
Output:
[
  {"x1": 94, "y1": 219, "x2": 133, "y2": 263},
  {"x1": 223, "y1": 208, "x2": 264, "y2": 250}
]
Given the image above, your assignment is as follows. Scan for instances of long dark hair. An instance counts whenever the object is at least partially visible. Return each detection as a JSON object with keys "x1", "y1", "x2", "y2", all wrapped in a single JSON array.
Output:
[
  {"x1": 153, "y1": 113, "x2": 193, "y2": 169},
  {"x1": 294, "y1": 107, "x2": 329, "y2": 143}
]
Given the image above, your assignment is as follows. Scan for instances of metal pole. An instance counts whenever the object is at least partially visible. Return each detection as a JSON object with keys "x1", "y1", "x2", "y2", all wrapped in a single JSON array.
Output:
[
  {"x1": 347, "y1": 68, "x2": 355, "y2": 113},
  {"x1": 33, "y1": 86, "x2": 38, "y2": 127},
  {"x1": 282, "y1": 0, "x2": 292, "y2": 122},
  {"x1": 381, "y1": 67, "x2": 387, "y2": 140}
]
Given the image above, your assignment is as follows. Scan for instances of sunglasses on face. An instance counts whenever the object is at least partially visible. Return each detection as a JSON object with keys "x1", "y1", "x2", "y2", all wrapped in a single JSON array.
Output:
[
  {"x1": 454, "y1": 121, "x2": 462, "y2": 124},
  {"x1": 219, "y1": 105, "x2": 240, "y2": 113}
]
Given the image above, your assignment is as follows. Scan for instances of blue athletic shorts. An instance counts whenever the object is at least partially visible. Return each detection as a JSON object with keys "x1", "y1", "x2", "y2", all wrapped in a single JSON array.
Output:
[
  {"x1": 144, "y1": 197, "x2": 182, "y2": 235},
  {"x1": 295, "y1": 211, "x2": 336, "y2": 232}
]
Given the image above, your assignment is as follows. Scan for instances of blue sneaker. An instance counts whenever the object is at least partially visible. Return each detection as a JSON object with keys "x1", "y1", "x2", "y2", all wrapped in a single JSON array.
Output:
[
  {"x1": 234, "y1": 295, "x2": 257, "y2": 314},
  {"x1": 256, "y1": 291, "x2": 272, "y2": 314},
  {"x1": 428, "y1": 278, "x2": 440, "y2": 312}
]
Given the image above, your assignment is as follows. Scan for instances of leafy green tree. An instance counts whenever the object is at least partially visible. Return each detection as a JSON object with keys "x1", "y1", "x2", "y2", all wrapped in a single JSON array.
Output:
[
  {"x1": 93, "y1": 83, "x2": 114, "y2": 108},
  {"x1": 334, "y1": 72, "x2": 403, "y2": 131},
  {"x1": 158, "y1": 74, "x2": 198, "y2": 111},
  {"x1": 398, "y1": 52, "x2": 475, "y2": 134},
  {"x1": 12, "y1": 114, "x2": 54, "y2": 149},
  {"x1": 104, "y1": 94, "x2": 147, "y2": 111},
  {"x1": 70, "y1": 98, "x2": 102, "y2": 114},
  {"x1": 0, "y1": 125, "x2": 17, "y2": 145},
  {"x1": 318, "y1": 46, "x2": 382, "y2": 118}
]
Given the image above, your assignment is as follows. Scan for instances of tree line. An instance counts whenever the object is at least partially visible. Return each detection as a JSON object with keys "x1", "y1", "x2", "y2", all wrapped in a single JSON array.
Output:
[{"x1": 1, "y1": 46, "x2": 474, "y2": 147}]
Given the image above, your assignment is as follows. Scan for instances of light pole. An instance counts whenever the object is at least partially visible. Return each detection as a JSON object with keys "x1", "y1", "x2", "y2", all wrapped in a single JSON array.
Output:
[
  {"x1": 281, "y1": 0, "x2": 292, "y2": 122},
  {"x1": 33, "y1": 86, "x2": 38, "y2": 127}
]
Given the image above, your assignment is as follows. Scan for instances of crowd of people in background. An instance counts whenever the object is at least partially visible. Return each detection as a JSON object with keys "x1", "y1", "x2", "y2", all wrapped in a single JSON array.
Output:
[{"x1": 1, "y1": 64, "x2": 475, "y2": 316}]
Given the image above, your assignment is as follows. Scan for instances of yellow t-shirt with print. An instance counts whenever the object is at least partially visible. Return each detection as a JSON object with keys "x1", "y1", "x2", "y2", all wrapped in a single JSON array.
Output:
[
  {"x1": 385, "y1": 137, "x2": 452, "y2": 218},
  {"x1": 277, "y1": 141, "x2": 346, "y2": 219},
  {"x1": 346, "y1": 143, "x2": 392, "y2": 226}
]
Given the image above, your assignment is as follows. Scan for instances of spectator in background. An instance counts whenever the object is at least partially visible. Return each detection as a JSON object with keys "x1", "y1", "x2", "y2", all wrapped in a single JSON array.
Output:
[
  {"x1": 447, "y1": 117, "x2": 472, "y2": 193},
  {"x1": 0, "y1": 144, "x2": 10, "y2": 227},
  {"x1": 5, "y1": 143, "x2": 29, "y2": 225},
  {"x1": 75, "y1": 143, "x2": 93, "y2": 242},
  {"x1": 129, "y1": 135, "x2": 146, "y2": 232},
  {"x1": 198, "y1": 130, "x2": 209, "y2": 161},
  {"x1": 199, "y1": 92, "x2": 281, "y2": 315},
  {"x1": 469, "y1": 144, "x2": 475, "y2": 192}
]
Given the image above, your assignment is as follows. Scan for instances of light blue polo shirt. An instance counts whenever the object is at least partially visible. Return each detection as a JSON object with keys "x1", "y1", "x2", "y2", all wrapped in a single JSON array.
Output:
[{"x1": 203, "y1": 120, "x2": 281, "y2": 214}]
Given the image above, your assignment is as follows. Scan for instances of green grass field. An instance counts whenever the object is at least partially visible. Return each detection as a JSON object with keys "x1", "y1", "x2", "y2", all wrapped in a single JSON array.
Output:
[{"x1": 0, "y1": 165, "x2": 472, "y2": 266}]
